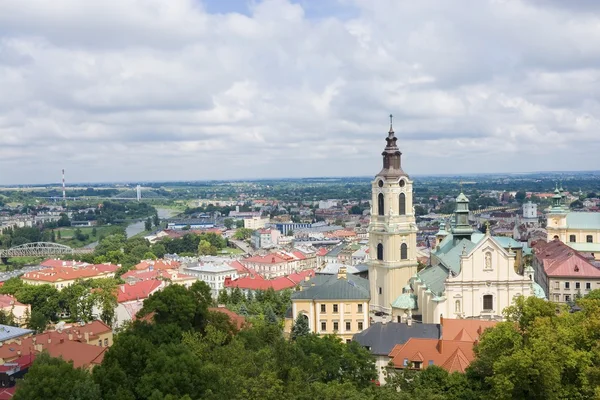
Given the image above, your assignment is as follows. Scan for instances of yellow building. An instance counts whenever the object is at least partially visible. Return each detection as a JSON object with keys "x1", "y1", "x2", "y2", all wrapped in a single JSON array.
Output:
[
  {"x1": 547, "y1": 187, "x2": 600, "y2": 260},
  {"x1": 21, "y1": 263, "x2": 118, "y2": 290},
  {"x1": 368, "y1": 116, "x2": 419, "y2": 313},
  {"x1": 288, "y1": 268, "x2": 370, "y2": 342}
]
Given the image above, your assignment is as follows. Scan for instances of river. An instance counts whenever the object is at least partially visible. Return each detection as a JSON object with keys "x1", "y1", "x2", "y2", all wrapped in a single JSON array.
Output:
[{"x1": 84, "y1": 207, "x2": 179, "y2": 249}]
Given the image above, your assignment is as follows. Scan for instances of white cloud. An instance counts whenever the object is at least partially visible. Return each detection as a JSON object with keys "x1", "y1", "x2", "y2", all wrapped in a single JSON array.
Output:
[{"x1": 0, "y1": 0, "x2": 599, "y2": 184}]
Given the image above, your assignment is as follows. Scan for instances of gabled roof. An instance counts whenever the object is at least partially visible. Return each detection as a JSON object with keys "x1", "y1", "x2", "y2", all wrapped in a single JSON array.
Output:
[
  {"x1": 441, "y1": 318, "x2": 496, "y2": 341},
  {"x1": 292, "y1": 274, "x2": 369, "y2": 301},
  {"x1": 117, "y1": 280, "x2": 163, "y2": 303},
  {"x1": 388, "y1": 338, "x2": 476, "y2": 373},
  {"x1": 352, "y1": 322, "x2": 440, "y2": 356},
  {"x1": 534, "y1": 239, "x2": 600, "y2": 278}
]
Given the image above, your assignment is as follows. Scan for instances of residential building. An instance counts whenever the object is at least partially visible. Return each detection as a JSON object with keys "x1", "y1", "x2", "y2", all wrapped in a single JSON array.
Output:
[
  {"x1": 387, "y1": 318, "x2": 496, "y2": 373},
  {"x1": 134, "y1": 259, "x2": 181, "y2": 271},
  {"x1": 368, "y1": 120, "x2": 419, "y2": 313},
  {"x1": 115, "y1": 280, "x2": 165, "y2": 328},
  {"x1": 244, "y1": 216, "x2": 270, "y2": 230},
  {"x1": 532, "y1": 239, "x2": 600, "y2": 303},
  {"x1": 22, "y1": 262, "x2": 118, "y2": 290},
  {"x1": 393, "y1": 193, "x2": 545, "y2": 324},
  {"x1": 225, "y1": 269, "x2": 314, "y2": 295},
  {"x1": 288, "y1": 267, "x2": 370, "y2": 342},
  {"x1": 121, "y1": 269, "x2": 196, "y2": 288},
  {"x1": 182, "y1": 263, "x2": 238, "y2": 298},
  {"x1": 240, "y1": 252, "x2": 301, "y2": 278},
  {"x1": 0, "y1": 295, "x2": 30, "y2": 327},
  {"x1": 251, "y1": 228, "x2": 281, "y2": 249},
  {"x1": 353, "y1": 321, "x2": 440, "y2": 384},
  {"x1": 0, "y1": 325, "x2": 33, "y2": 343}
]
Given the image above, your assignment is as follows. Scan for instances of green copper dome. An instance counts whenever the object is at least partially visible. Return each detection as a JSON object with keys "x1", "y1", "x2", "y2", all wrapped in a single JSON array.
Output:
[{"x1": 391, "y1": 293, "x2": 417, "y2": 310}]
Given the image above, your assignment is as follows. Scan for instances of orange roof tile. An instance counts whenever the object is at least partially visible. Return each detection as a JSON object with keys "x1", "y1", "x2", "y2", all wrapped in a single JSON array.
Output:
[
  {"x1": 22, "y1": 264, "x2": 118, "y2": 283},
  {"x1": 117, "y1": 280, "x2": 163, "y2": 303}
]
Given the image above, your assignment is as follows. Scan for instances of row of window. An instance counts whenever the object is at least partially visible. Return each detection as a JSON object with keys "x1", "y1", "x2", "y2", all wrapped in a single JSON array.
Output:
[
  {"x1": 320, "y1": 304, "x2": 364, "y2": 313},
  {"x1": 320, "y1": 321, "x2": 364, "y2": 332},
  {"x1": 569, "y1": 234, "x2": 595, "y2": 243},
  {"x1": 97, "y1": 338, "x2": 109, "y2": 347},
  {"x1": 555, "y1": 281, "x2": 592, "y2": 290},
  {"x1": 403, "y1": 359, "x2": 434, "y2": 368},
  {"x1": 377, "y1": 193, "x2": 407, "y2": 216},
  {"x1": 376, "y1": 243, "x2": 408, "y2": 261},
  {"x1": 554, "y1": 294, "x2": 575, "y2": 302}
]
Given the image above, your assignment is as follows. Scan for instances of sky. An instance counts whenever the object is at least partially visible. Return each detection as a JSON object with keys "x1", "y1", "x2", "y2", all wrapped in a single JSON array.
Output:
[{"x1": 1, "y1": 0, "x2": 600, "y2": 185}]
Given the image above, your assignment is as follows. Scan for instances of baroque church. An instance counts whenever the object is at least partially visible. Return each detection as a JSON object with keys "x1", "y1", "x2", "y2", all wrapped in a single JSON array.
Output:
[{"x1": 367, "y1": 117, "x2": 545, "y2": 323}]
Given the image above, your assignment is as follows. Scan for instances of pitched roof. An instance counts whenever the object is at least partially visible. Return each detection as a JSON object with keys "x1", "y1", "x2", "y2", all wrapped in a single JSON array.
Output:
[
  {"x1": 45, "y1": 340, "x2": 106, "y2": 368},
  {"x1": 117, "y1": 280, "x2": 163, "y2": 303},
  {"x1": 441, "y1": 318, "x2": 497, "y2": 341},
  {"x1": 534, "y1": 239, "x2": 600, "y2": 278},
  {"x1": 22, "y1": 263, "x2": 118, "y2": 283},
  {"x1": 208, "y1": 307, "x2": 247, "y2": 330},
  {"x1": 0, "y1": 295, "x2": 25, "y2": 308},
  {"x1": 228, "y1": 260, "x2": 251, "y2": 274},
  {"x1": 388, "y1": 338, "x2": 476, "y2": 373},
  {"x1": 224, "y1": 270, "x2": 315, "y2": 291},
  {"x1": 134, "y1": 259, "x2": 181, "y2": 271},
  {"x1": 352, "y1": 322, "x2": 440, "y2": 356},
  {"x1": 566, "y1": 212, "x2": 600, "y2": 230},
  {"x1": 292, "y1": 274, "x2": 370, "y2": 301}
]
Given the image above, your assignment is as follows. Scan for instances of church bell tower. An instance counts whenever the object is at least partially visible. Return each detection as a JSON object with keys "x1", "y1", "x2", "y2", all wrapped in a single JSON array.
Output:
[{"x1": 368, "y1": 115, "x2": 419, "y2": 313}]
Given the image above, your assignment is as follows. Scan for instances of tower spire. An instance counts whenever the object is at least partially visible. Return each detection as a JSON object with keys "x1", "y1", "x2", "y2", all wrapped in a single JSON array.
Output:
[{"x1": 379, "y1": 114, "x2": 406, "y2": 178}]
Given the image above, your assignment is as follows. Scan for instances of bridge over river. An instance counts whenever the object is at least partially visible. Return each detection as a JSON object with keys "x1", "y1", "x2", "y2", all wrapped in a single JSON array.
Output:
[{"x1": 0, "y1": 242, "x2": 93, "y2": 263}]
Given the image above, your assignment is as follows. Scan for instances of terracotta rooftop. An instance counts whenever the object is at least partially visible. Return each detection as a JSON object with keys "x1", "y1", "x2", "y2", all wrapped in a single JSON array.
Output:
[
  {"x1": 208, "y1": 307, "x2": 247, "y2": 330},
  {"x1": 117, "y1": 280, "x2": 164, "y2": 303},
  {"x1": 0, "y1": 295, "x2": 25, "y2": 308},
  {"x1": 134, "y1": 259, "x2": 181, "y2": 271},
  {"x1": 22, "y1": 263, "x2": 118, "y2": 283},
  {"x1": 224, "y1": 269, "x2": 314, "y2": 291}
]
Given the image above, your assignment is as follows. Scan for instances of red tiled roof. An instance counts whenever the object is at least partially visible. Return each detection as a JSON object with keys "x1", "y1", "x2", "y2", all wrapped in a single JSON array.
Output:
[
  {"x1": 316, "y1": 248, "x2": 328, "y2": 256},
  {"x1": 0, "y1": 387, "x2": 15, "y2": 399},
  {"x1": 534, "y1": 239, "x2": 600, "y2": 278},
  {"x1": 0, "y1": 295, "x2": 25, "y2": 308},
  {"x1": 292, "y1": 251, "x2": 307, "y2": 260},
  {"x1": 389, "y1": 338, "x2": 476, "y2": 373},
  {"x1": 224, "y1": 270, "x2": 314, "y2": 291},
  {"x1": 45, "y1": 340, "x2": 106, "y2": 368},
  {"x1": 243, "y1": 253, "x2": 288, "y2": 264},
  {"x1": 134, "y1": 259, "x2": 181, "y2": 271},
  {"x1": 117, "y1": 280, "x2": 163, "y2": 303},
  {"x1": 22, "y1": 264, "x2": 118, "y2": 283},
  {"x1": 441, "y1": 318, "x2": 496, "y2": 341},
  {"x1": 229, "y1": 260, "x2": 251, "y2": 275}
]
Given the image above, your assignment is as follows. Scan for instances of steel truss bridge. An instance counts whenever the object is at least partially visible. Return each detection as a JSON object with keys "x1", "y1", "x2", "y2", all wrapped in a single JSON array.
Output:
[{"x1": 0, "y1": 242, "x2": 93, "y2": 259}]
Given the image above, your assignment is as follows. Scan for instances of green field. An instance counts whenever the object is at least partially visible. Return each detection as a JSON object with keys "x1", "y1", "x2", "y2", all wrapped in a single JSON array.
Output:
[
  {"x1": 220, "y1": 247, "x2": 245, "y2": 255},
  {"x1": 56, "y1": 225, "x2": 125, "y2": 248}
]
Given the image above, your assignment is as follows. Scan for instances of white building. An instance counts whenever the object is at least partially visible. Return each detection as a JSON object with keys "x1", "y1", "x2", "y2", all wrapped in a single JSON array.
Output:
[
  {"x1": 392, "y1": 193, "x2": 545, "y2": 324},
  {"x1": 523, "y1": 201, "x2": 538, "y2": 223},
  {"x1": 244, "y1": 216, "x2": 270, "y2": 230},
  {"x1": 182, "y1": 263, "x2": 239, "y2": 298},
  {"x1": 318, "y1": 200, "x2": 338, "y2": 209}
]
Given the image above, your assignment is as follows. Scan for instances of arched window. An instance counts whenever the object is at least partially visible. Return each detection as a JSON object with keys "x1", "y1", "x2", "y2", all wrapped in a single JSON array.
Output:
[
  {"x1": 377, "y1": 243, "x2": 384, "y2": 261},
  {"x1": 483, "y1": 295, "x2": 493, "y2": 311},
  {"x1": 400, "y1": 243, "x2": 408, "y2": 260},
  {"x1": 455, "y1": 300, "x2": 461, "y2": 313},
  {"x1": 378, "y1": 193, "x2": 384, "y2": 216},
  {"x1": 399, "y1": 193, "x2": 406, "y2": 215}
]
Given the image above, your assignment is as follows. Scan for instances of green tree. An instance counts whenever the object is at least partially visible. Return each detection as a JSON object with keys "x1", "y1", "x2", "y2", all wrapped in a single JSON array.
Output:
[
  {"x1": 224, "y1": 218, "x2": 234, "y2": 229},
  {"x1": 290, "y1": 314, "x2": 309, "y2": 340},
  {"x1": 197, "y1": 239, "x2": 217, "y2": 256},
  {"x1": 235, "y1": 219, "x2": 244, "y2": 228},
  {"x1": 233, "y1": 228, "x2": 253, "y2": 240},
  {"x1": 515, "y1": 191, "x2": 527, "y2": 204},
  {"x1": 27, "y1": 310, "x2": 49, "y2": 333},
  {"x1": 217, "y1": 289, "x2": 230, "y2": 305},
  {"x1": 92, "y1": 227, "x2": 97, "y2": 237},
  {"x1": 153, "y1": 214, "x2": 160, "y2": 227},
  {"x1": 13, "y1": 352, "x2": 101, "y2": 400}
]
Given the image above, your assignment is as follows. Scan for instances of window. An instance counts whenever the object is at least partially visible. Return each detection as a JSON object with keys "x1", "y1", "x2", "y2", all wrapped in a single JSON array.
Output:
[
  {"x1": 576, "y1": 282, "x2": 581, "y2": 289},
  {"x1": 565, "y1": 282, "x2": 570, "y2": 289},
  {"x1": 104, "y1": 338, "x2": 108, "y2": 347},
  {"x1": 400, "y1": 243, "x2": 408, "y2": 260},
  {"x1": 455, "y1": 300, "x2": 461, "y2": 313},
  {"x1": 333, "y1": 322, "x2": 339, "y2": 331},
  {"x1": 378, "y1": 180, "x2": 384, "y2": 188},
  {"x1": 554, "y1": 281, "x2": 560, "y2": 290},
  {"x1": 377, "y1": 243, "x2": 384, "y2": 261},
  {"x1": 378, "y1": 193, "x2": 385, "y2": 216},
  {"x1": 378, "y1": 287, "x2": 382, "y2": 295},
  {"x1": 333, "y1": 304, "x2": 338, "y2": 313},
  {"x1": 554, "y1": 294, "x2": 560, "y2": 301},
  {"x1": 98, "y1": 340, "x2": 102, "y2": 347},
  {"x1": 483, "y1": 295, "x2": 493, "y2": 311},
  {"x1": 346, "y1": 321, "x2": 351, "y2": 331},
  {"x1": 320, "y1": 304, "x2": 326, "y2": 313},
  {"x1": 321, "y1": 322, "x2": 327, "y2": 331},
  {"x1": 587, "y1": 282, "x2": 592, "y2": 290},
  {"x1": 358, "y1": 304, "x2": 363, "y2": 313},
  {"x1": 358, "y1": 321, "x2": 364, "y2": 331},
  {"x1": 428, "y1": 360, "x2": 434, "y2": 366},
  {"x1": 403, "y1": 358, "x2": 409, "y2": 367},
  {"x1": 399, "y1": 193, "x2": 406, "y2": 215},
  {"x1": 399, "y1": 179, "x2": 405, "y2": 187},
  {"x1": 564, "y1": 294, "x2": 571, "y2": 302},
  {"x1": 346, "y1": 339, "x2": 351, "y2": 344},
  {"x1": 587, "y1": 235, "x2": 594, "y2": 243},
  {"x1": 569, "y1": 235, "x2": 576, "y2": 243},
  {"x1": 413, "y1": 361, "x2": 422, "y2": 369}
]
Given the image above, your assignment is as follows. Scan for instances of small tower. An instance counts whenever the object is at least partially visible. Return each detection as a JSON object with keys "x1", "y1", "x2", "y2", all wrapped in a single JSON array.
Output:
[
  {"x1": 451, "y1": 192, "x2": 473, "y2": 244},
  {"x1": 547, "y1": 184, "x2": 568, "y2": 242},
  {"x1": 435, "y1": 220, "x2": 449, "y2": 246}
]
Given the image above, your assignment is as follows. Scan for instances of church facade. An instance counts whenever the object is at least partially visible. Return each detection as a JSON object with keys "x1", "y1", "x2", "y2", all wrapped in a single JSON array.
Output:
[
  {"x1": 368, "y1": 116, "x2": 419, "y2": 313},
  {"x1": 391, "y1": 193, "x2": 545, "y2": 324}
]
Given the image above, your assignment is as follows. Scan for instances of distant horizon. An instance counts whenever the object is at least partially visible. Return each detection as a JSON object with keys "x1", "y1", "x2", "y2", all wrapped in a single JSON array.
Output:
[{"x1": 2, "y1": 168, "x2": 600, "y2": 188}]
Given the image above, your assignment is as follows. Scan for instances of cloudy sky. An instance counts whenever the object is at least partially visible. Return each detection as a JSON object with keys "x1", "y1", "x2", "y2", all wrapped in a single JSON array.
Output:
[{"x1": 1, "y1": 0, "x2": 600, "y2": 184}]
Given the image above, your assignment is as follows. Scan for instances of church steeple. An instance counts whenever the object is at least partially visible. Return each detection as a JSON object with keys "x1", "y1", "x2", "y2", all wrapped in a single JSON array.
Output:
[
  {"x1": 452, "y1": 191, "x2": 473, "y2": 244},
  {"x1": 379, "y1": 114, "x2": 407, "y2": 178}
]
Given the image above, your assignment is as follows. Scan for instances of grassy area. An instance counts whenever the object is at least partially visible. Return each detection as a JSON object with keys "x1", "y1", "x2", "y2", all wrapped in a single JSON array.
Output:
[
  {"x1": 56, "y1": 225, "x2": 125, "y2": 248},
  {"x1": 220, "y1": 247, "x2": 245, "y2": 255}
]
